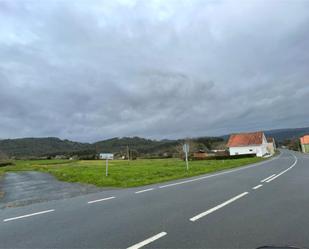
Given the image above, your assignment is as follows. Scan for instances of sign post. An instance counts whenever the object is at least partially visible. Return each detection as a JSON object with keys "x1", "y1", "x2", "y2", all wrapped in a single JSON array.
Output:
[
  {"x1": 99, "y1": 153, "x2": 114, "y2": 177},
  {"x1": 183, "y1": 143, "x2": 190, "y2": 170}
]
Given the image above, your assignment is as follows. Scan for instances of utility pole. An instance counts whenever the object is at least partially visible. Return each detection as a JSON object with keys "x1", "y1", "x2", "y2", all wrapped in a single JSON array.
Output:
[
  {"x1": 127, "y1": 145, "x2": 130, "y2": 165},
  {"x1": 183, "y1": 143, "x2": 189, "y2": 170}
]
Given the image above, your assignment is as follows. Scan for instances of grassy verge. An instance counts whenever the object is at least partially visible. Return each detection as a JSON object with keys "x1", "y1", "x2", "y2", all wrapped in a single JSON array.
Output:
[
  {"x1": 0, "y1": 173, "x2": 4, "y2": 199},
  {"x1": 0, "y1": 157, "x2": 266, "y2": 188}
]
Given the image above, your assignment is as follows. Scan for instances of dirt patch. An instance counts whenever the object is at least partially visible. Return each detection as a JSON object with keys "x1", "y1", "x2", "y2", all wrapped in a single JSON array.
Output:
[{"x1": 0, "y1": 171, "x2": 105, "y2": 209}]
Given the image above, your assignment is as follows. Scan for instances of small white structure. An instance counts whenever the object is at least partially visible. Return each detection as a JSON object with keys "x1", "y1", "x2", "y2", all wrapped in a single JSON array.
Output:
[
  {"x1": 227, "y1": 131, "x2": 268, "y2": 157},
  {"x1": 266, "y1": 137, "x2": 276, "y2": 155},
  {"x1": 99, "y1": 153, "x2": 114, "y2": 160}
]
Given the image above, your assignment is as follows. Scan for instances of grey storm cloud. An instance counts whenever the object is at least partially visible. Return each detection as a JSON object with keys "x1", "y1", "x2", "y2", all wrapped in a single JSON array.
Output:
[{"x1": 0, "y1": 0, "x2": 309, "y2": 142}]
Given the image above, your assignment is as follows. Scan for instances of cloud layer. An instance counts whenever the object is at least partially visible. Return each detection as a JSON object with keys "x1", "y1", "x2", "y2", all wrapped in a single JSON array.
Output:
[{"x1": 1, "y1": 0, "x2": 309, "y2": 141}]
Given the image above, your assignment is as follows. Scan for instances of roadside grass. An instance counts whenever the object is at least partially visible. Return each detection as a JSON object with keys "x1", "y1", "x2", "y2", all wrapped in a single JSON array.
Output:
[
  {"x1": 0, "y1": 157, "x2": 266, "y2": 188},
  {"x1": 0, "y1": 173, "x2": 3, "y2": 198}
]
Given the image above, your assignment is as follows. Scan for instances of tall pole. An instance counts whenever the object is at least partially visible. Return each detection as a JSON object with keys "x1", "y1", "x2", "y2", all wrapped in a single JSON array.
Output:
[
  {"x1": 105, "y1": 159, "x2": 108, "y2": 176},
  {"x1": 185, "y1": 146, "x2": 189, "y2": 170},
  {"x1": 127, "y1": 145, "x2": 130, "y2": 164},
  {"x1": 183, "y1": 143, "x2": 189, "y2": 170}
]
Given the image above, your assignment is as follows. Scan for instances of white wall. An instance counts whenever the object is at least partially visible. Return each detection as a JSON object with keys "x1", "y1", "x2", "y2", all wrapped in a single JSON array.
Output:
[
  {"x1": 229, "y1": 144, "x2": 268, "y2": 157},
  {"x1": 267, "y1": 142, "x2": 275, "y2": 155}
]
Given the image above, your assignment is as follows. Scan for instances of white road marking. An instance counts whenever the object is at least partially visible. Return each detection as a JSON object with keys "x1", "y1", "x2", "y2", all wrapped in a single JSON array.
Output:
[
  {"x1": 253, "y1": 184, "x2": 263, "y2": 190},
  {"x1": 127, "y1": 232, "x2": 167, "y2": 249},
  {"x1": 266, "y1": 154, "x2": 297, "y2": 183},
  {"x1": 261, "y1": 174, "x2": 276, "y2": 183},
  {"x1": 159, "y1": 156, "x2": 278, "y2": 189},
  {"x1": 3, "y1": 209, "x2": 55, "y2": 222},
  {"x1": 87, "y1": 196, "x2": 115, "y2": 204},
  {"x1": 190, "y1": 192, "x2": 249, "y2": 222},
  {"x1": 135, "y1": 188, "x2": 154, "y2": 194}
]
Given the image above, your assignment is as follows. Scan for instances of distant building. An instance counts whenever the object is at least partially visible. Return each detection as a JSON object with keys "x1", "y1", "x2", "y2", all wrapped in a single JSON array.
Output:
[
  {"x1": 227, "y1": 131, "x2": 268, "y2": 157},
  {"x1": 193, "y1": 150, "x2": 208, "y2": 160},
  {"x1": 266, "y1": 137, "x2": 276, "y2": 155},
  {"x1": 54, "y1": 155, "x2": 67, "y2": 160},
  {"x1": 300, "y1": 135, "x2": 309, "y2": 153},
  {"x1": 69, "y1": 155, "x2": 79, "y2": 160}
]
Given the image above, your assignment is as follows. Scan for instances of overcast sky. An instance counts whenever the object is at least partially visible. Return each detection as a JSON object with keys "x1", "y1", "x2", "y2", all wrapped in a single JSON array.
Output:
[{"x1": 0, "y1": 0, "x2": 309, "y2": 142}]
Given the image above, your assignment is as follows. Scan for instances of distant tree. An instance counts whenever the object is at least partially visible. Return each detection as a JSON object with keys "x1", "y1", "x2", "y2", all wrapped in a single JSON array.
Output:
[
  {"x1": 176, "y1": 138, "x2": 201, "y2": 159},
  {"x1": 287, "y1": 139, "x2": 301, "y2": 151},
  {"x1": 281, "y1": 138, "x2": 300, "y2": 151},
  {"x1": 130, "y1": 149, "x2": 138, "y2": 160},
  {"x1": 185, "y1": 138, "x2": 201, "y2": 153},
  {"x1": 0, "y1": 150, "x2": 9, "y2": 161},
  {"x1": 175, "y1": 143, "x2": 184, "y2": 159}
]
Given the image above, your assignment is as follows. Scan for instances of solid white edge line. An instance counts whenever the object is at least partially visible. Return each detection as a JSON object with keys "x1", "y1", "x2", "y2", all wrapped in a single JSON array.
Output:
[
  {"x1": 3, "y1": 209, "x2": 55, "y2": 222},
  {"x1": 261, "y1": 174, "x2": 276, "y2": 183},
  {"x1": 190, "y1": 192, "x2": 249, "y2": 222},
  {"x1": 127, "y1": 232, "x2": 167, "y2": 249},
  {"x1": 159, "y1": 156, "x2": 278, "y2": 189},
  {"x1": 87, "y1": 196, "x2": 115, "y2": 204},
  {"x1": 253, "y1": 184, "x2": 263, "y2": 190},
  {"x1": 266, "y1": 154, "x2": 298, "y2": 183},
  {"x1": 135, "y1": 188, "x2": 154, "y2": 194}
]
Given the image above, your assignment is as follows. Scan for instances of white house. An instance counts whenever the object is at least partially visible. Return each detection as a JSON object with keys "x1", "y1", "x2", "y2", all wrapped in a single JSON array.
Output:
[{"x1": 227, "y1": 131, "x2": 268, "y2": 157}]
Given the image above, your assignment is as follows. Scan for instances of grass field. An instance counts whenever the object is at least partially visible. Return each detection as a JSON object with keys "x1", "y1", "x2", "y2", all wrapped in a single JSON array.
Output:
[{"x1": 0, "y1": 157, "x2": 266, "y2": 188}]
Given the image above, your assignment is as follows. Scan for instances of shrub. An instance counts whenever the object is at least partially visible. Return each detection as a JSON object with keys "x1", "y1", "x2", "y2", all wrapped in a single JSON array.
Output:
[
  {"x1": 0, "y1": 161, "x2": 15, "y2": 167},
  {"x1": 190, "y1": 154, "x2": 256, "y2": 161}
]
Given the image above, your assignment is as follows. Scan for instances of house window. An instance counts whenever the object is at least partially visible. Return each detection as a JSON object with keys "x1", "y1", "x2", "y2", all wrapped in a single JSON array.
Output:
[{"x1": 249, "y1": 149, "x2": 253, "y2": 152}]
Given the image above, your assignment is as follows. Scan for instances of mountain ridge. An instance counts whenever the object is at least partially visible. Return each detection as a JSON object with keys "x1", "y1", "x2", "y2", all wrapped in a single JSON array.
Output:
[{"x1": 0, "y1": 126, "x2": 308, "y2": 158}]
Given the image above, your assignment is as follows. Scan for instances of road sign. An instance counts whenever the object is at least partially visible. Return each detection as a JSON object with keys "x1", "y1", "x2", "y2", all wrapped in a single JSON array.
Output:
[
  {"x1": 183, "y1": 144, "x2": 190, "y2": 153},
  {"x1": 183, "y1": 143, "x2": 189, "y2": 170},
  {"x1": 99, "y1": 153, "x2": 114, "y2": 160},
  {"x1": 99, "y1": 153, "x2": 113, "y2": 176}
]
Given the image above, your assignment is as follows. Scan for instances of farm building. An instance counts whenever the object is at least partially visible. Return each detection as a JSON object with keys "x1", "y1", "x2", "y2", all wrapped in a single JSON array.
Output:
[
  {"x1": 193, "y1": 150, "x2": 208, "y2": 160},
  {"x1": 300, "y1": 135, "x2": 309, "y2": 153},
  {"x1": 266, "y1": 137, "x2": 276, "y2": 155},
  {"x1": 227, "y1": 131, "x2": 268, "y2": 157}
]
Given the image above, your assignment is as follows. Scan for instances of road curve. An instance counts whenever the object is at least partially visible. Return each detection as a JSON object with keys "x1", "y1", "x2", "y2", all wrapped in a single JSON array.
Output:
[{"x1": 0, "y1": 150, "x2": 308, "y2": 248}]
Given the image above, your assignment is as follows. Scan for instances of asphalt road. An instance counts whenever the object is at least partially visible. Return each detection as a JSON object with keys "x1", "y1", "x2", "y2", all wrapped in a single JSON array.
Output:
[
  {"x1": 0, "y1": 171, "x2": 102, "y2": 209},
  {"x1": 0, "y1": 150, "x2": 308, "y2": 249}
]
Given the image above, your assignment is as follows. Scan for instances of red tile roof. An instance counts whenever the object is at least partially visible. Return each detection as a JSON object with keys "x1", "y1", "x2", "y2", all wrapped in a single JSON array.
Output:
[
  {"x1": 300, "y1": 135, "x2": 309, "y2": 145},
  {"x1": 227, "y1": 131, "x2": 264, "y2": 147}
]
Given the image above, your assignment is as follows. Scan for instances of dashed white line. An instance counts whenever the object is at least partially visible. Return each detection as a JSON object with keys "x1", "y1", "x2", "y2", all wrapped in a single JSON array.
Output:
[
  {"x1": 87, "y1": 196, "x2": 115, "y2": 204},
  {"x1": 135, "y1": 188, "x2": 154, "y2": 194},
  {"x1": 190, "y1": 192, "x2": 249, "y2": 222},
  {"x1": 3, "y1": 209, "x2": 55, "y2": 222},
  {"x1": 261, "y1": 174, "x2": 276, "y2": 183},
  {"x1": 127, "y1": 232, "x2": 167, "y2": 249},
  {"x1": 266, "y1": 154, "x2": 297, "y2": 183},
  {"x1": 252, "y1": 184, "x2": 263, "y2": 190}
]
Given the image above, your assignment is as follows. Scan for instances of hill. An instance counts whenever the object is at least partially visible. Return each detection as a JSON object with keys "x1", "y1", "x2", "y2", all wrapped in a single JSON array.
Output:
[
  {"x1": 1, "y1": 126, "x2": 308, "y2": 158},
  {"x1": 221, "y1": 127, "x2": 309, "y2": 143},
  {"x1": 0, "y1": 136, "x2": 223, "y2": 159},
  {"x1": 264, "y1": 127, "x2": 309, "y2": 142},
  {"x1": 0, "y1": 137, "x2": 92, "y2": 158},
  {"x1": 94, "y1": 137, "x2": 178, "y2": 155}
]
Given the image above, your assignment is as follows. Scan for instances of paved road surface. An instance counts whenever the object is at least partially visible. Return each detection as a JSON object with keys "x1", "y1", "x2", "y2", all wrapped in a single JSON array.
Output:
[
  {"x1": 0, "y1": 172, "x2": 103, "y2": 209},
  {"x1": 0, "y1": 150, "x2": 308, "y2": 248}
]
